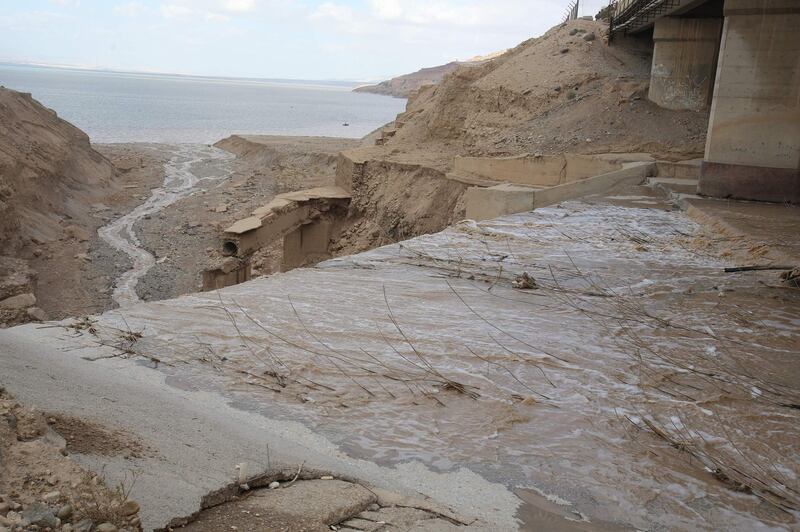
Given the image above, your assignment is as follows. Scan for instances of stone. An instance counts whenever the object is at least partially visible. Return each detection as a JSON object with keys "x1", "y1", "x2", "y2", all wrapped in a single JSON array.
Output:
[
  {"x1": 64, "y1": 225, "x2": 91, "y2": 242},
  {"x1": 268, "y1": 481, "x2": 280, "y2": 490},
  {"x1": 0, "y1": 502, "x2": 8, "y2": 515},
  {"x1": 26, "y1": 307, "x2": 48, "y2": 321},
  {"x1": 0, "y1": 525, "x2": 8, "y2": 532},
  {"x1": 121, "y1": 499, "x2": 139, "y2": 516},
  {"x1": 73, "y1": 518, "x2": 94, "y2": 532},
  {"x1": 0, "y1": 293, "x2": 36, "y2": 310},
  {"x1": 57, "y1": 504, "x2": 73, "y2": 520},
  {"x1": 560, "y1": 48, "x2": 569, "y2": 54},
  {"x1": 96, "y1": 523, "x2": 118, "y2": 532},
  {"x1": 21, "y1": 503, "x2": 58, "y2": 528},
  {"x1": 583, "y1": 32, "x2": 596, "y2": 41},
  {"x1": 42, "y1": 491, "x2": 61, "y2": 503}
]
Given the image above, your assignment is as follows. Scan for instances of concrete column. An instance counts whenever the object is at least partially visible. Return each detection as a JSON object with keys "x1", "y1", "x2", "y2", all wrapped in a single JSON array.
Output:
[
  {"x1": 281, "y1": 220, "x2": 333, "y2": 271},
  {"x1": 700, "y1": 0, "x2": 800, "y2": 203},
  {"x1": 649, "y1": 17, "x2": 723, "y2": 110}
]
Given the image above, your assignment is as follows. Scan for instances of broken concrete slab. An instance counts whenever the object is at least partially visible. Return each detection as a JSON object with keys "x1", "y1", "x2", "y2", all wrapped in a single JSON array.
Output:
[
  {"x1": 248, "y1": 480, "x2": 376, "y2": 523},
  {"x1": 222, "y1": 186, "x2": 351, "y2": 263}
]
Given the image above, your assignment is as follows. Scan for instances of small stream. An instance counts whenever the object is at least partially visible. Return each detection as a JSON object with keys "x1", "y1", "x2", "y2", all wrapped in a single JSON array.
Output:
[{"x1": 98, "y1": 144, "x2": 234, "y2": 307}]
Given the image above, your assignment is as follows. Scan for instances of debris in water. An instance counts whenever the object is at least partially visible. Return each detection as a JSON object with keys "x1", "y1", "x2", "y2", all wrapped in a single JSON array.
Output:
[{"x1": 513, "y1": 272, "x2": 538, "y2": 290}]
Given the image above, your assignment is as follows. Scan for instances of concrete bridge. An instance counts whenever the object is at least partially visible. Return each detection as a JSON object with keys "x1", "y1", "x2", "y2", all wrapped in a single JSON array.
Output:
[{"x1": 611, "y1": 0, "x2": 799, "y2": 203}]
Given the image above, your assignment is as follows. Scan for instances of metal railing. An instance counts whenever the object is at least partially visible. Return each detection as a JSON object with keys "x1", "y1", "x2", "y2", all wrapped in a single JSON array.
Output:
[
  {"x1": 609, "y1": 0, "x2": 681, "y2": 35},
  {"x1": 563, "y1": 0, "x2": 580, "y2": 23}
]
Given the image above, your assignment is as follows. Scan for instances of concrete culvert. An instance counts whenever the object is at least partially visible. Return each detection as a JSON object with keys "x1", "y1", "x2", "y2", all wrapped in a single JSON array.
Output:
[{"x1": 222, "y1": 240, "x2": 239, "y2": 257}]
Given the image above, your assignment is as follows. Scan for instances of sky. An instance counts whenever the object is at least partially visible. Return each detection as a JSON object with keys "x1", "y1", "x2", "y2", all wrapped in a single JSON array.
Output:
[{"x1": 0, "y1": 0, "x2": 608, "y2": 81}]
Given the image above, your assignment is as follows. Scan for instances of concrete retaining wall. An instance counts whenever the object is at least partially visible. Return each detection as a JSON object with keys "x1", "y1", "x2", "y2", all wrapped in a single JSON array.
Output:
[
  {"x1": 465, "y1": 163, "x2": 655, "y2": 221},
  {"x1": 453, "y1": 154, "x2": 623, "y2": 186}
]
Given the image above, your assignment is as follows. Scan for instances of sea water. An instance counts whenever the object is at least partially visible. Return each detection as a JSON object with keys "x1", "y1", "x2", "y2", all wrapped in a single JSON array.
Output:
[{"x1": 0, "y1": 63, "x2": 406, "y2": 143}]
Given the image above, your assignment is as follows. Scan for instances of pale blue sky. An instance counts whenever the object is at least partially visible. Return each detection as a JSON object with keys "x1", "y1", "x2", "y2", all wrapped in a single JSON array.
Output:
[{"x1": 0, "y1": 0, "x2": 608, "y2": 80}]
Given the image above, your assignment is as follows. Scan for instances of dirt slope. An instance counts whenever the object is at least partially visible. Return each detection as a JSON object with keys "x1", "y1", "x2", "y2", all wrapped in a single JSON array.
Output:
[
  {"x1": 0, "y1": 88, "x2": 162, "y2": 325},
  {"x1": 0, "y1": 87, "x2": 116, "y2": 251},
  {"x1": 385, "y1": 19, "x2": 708, "y2": 161}
]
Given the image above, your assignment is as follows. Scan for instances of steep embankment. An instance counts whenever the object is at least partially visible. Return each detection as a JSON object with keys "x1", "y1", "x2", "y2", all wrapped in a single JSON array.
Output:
[
  {"x1": 0, "y1": 87, "x2": 117, "y2": 325},
  {"x1": 385, "y1": 19, "x2": 708, "y2": 160},
  {"x1": 0, "y1": 87, "x2": 116, "y2": 249}
]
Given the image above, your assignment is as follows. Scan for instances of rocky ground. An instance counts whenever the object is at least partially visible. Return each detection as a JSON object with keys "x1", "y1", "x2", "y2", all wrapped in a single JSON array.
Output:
[
  {"x1": 0, "y1": 387, "x2": 144, "y2": 532},
  {"x1": 0, "y1": 144, "x2": 166, "y2": 327}
]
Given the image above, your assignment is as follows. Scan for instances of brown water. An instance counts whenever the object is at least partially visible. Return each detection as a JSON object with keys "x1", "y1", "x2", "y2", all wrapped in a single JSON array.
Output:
[{"x1": 78, "y1": 199, "x2": 800, "y2": 530}]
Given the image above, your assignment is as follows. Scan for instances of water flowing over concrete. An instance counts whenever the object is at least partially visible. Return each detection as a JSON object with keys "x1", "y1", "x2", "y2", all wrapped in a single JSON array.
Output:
[
  {"x1": 98, "y1": 144, "x2": 234, "y2": 307},
  {"x1": 3, "y1": 187, "x2": 798, "y2": 530}
]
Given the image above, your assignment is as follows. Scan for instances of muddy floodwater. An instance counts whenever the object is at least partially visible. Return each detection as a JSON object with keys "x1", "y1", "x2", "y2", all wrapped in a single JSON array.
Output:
[
  {"x1": 98, "y1": 145, "x2": 234, "y2": 306},
  {"x1": 72, "y1": 199, "x2": 798, "y2": 530}
]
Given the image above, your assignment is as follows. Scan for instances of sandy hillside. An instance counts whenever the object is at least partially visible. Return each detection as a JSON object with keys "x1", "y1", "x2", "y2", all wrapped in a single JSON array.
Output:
[
  {"x1": 385, "y1": 19, "x2": 709, "y2": 161},
  {"x1": 0, "y1": 87, "x2": 116, "y2": 251},
  {"x1": 0, "y1": 87, "x2": 165, "y2": 325}
]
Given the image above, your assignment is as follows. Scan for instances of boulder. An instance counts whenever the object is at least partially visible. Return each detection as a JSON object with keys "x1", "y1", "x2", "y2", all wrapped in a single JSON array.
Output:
[
  {"x1": 0, "y1": 292, "x2": 36, "y2": 310},
  {"x1": 64, "y1": 225, "x2": 91, "y2": 242},
  {"x1": 21, "y1": 502, "x2": 59, "y2": 528}
]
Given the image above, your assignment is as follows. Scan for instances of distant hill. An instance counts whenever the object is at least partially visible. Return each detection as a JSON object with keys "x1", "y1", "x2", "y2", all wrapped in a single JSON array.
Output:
[
  {"x1": 354, "y1": 62, "x2": 461, "y2": 99},
  {"x1": 354, "y1": 50, "x2": 507, "y2": 99}
]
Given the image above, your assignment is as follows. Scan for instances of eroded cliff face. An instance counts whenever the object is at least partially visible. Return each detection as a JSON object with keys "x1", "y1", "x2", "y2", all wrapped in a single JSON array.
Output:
[
  {"x1": 0, "y1": 87, "x2": 116, "y2": 251},
  {"x1": 0, "y1": 87, "x2": 117, "y2": 325}
]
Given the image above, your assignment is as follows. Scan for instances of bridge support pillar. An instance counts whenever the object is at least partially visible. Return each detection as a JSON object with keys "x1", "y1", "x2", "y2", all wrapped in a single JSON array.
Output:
[
  {"x1": 700, "y1": 0, "x2": 800, "y2": 202},
  {"x1": 649, "y1": 17, "x2": 723, "y2": 110}
]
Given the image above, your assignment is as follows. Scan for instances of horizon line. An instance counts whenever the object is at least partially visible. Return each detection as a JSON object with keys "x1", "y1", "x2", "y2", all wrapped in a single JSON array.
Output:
[{"x1": 0, "y1": 59, "x2": 389, "y2": 87}]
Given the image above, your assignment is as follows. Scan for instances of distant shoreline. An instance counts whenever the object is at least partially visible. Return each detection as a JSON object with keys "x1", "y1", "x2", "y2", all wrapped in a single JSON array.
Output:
[
  {"x1": 0, "y1": 61, "x2": 364, "y2": 90},
  {"x1": 0, "y1": 63, "x2": 406, "y2": 144}
]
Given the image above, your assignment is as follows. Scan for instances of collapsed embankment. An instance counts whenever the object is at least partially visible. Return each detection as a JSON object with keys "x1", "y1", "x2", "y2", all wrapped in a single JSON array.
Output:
[{"x1": 330, "y1": 149, "x2": 468, "y2": 257}]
